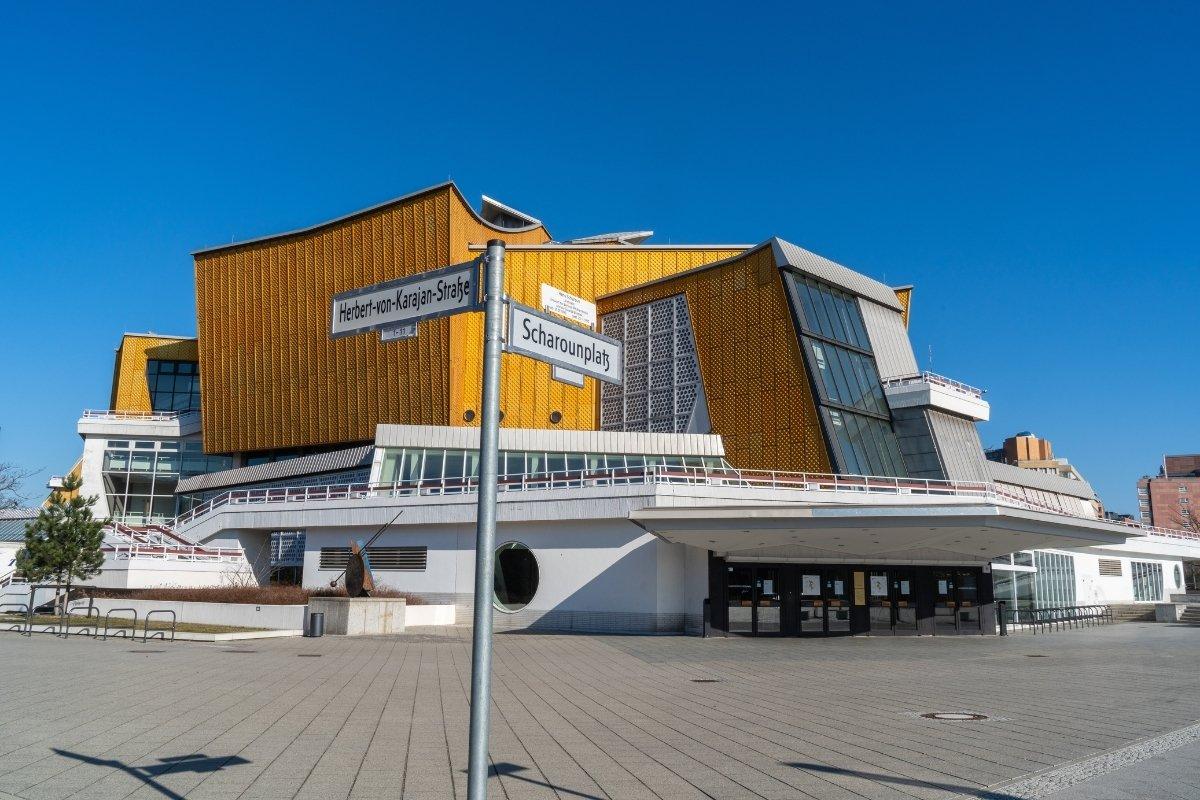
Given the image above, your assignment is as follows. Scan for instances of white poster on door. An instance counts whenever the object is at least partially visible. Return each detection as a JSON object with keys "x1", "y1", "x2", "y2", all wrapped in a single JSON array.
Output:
[
  {"x1": 938, "y1": 580, "x2": 948, "y2": 594},
  {"x1": 801, "y1": 574, "x2": 820, "y2": 596},
  {"x1": 870, "y1": 575, "x2": 888, "y2": 596}
]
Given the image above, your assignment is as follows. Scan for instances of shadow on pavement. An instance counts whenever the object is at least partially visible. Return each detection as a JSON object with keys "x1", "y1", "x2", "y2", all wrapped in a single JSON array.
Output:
[
  {"x1": 490, "y1": 761, "x2": 607, "y2": 800},
  {"x1": 52, "y1": 749, "x2": 250, "y2": 800},
  {"x1": 785, "y1": 761, "x2": 1021, "y2": 799}
]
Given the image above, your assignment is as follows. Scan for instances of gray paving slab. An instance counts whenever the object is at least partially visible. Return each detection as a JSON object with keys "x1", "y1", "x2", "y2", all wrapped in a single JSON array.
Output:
[{"x1": 0, "y1": 623, "x2": 1197, "y2": 798}]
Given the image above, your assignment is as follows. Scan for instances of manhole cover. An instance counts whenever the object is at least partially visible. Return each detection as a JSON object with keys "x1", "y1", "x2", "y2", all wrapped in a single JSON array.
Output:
[
  {"x1": 921, "y1": 712, "x2": 989, "y2": 721},
  {"x1": 691, "y1": 678, "x2": 720, "y2": 683}
]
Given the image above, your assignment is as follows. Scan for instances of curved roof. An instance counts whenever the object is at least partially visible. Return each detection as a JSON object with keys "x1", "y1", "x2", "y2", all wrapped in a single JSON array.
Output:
[{"x1": 193, "y1": 181, "x2": 547, "y2": 256}]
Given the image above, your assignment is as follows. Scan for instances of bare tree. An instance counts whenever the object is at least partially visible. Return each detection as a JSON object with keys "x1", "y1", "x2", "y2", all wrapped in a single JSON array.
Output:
[{"x1": 0, "y1": 463, "x2": 36, "y2": 510}]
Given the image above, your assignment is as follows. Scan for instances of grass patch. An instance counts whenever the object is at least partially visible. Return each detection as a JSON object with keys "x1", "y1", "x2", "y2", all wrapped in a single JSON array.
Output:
[{"x1": 0, "y1": 613, "x2": 267, "y2": 634}]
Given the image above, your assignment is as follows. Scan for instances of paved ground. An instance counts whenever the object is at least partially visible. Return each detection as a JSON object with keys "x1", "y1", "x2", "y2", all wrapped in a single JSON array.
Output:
[{"x1": 0, "y1": 623, "x2": 1198, "y2": 800}]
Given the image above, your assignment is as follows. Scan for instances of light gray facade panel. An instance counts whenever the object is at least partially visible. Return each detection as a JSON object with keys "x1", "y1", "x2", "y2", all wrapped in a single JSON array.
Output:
[
  {"x1": 926, "y1": 410, "x2": 992, "y2": 483},
  {"x1": 858, "y1": 299, "x2": 919, "y2": 380},
  {"x1": 771, "y1": 238, "x2": 903, "y2": 311},
  {"x1": 373, "y1": 423, "x2": 725, "y2": 457},
  {"x1": 176, "y1": 445, "x2": 374, "y2": 494},
  {"x1": 986, "y1": 460, "x2": 1096, "y2": 500}
]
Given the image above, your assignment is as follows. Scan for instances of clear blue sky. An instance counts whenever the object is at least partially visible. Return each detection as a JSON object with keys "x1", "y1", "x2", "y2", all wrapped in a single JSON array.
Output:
[{"x1": 1, "y1": 2, "x2": 1196, "y2": 514}]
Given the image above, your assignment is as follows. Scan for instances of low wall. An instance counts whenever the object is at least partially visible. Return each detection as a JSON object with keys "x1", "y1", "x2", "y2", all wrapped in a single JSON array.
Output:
[
  {"x1": 405, "y1": 604, "x2": 456, "y2": 626},
  {"x1": 308, "y1": 597, "x2": 405, "y2": 635},
  {"x1": 84, "y1": 597, "x2": 305, "y2": 630}
]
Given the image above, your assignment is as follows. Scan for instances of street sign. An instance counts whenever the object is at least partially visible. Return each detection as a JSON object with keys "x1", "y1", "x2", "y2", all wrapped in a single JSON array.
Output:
[
  {"x1": 540, "y1": 283, "x2": 596, "y2": 327},
  {"x1": 380, "y1": 322, "x2": 417, "y2": 342},
  {"x1": 330, "y1": 260, "x2": 480, "y2": 338},
  {"x1": 504, "y1": 301, "x2": 623, "y2": 385}
]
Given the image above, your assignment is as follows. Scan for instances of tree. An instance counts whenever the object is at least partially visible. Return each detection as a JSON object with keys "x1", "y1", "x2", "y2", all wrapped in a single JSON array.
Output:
[
  {"x1": 0, "y1": 462, "x2": 34, "y2": 510},
  {"x1": 16, "y1": 475, "x2": 108, "y2": 608}
]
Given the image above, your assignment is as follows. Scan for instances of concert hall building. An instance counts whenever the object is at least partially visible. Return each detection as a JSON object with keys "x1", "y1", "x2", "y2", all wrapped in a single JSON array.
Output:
[{"x1": 31, "y1": 182, "x2": 1198, "y2": 636}]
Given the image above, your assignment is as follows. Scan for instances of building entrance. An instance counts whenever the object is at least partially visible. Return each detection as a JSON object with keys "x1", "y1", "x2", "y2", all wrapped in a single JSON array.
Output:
[{"x1": 716, "y1": 561, "x2": 992, "y2": 637}]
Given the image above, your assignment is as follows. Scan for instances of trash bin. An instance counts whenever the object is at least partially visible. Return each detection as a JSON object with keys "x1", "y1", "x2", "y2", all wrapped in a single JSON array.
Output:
[{"x1": 306, "y1": 611, "x2": 325, "y2": 638}]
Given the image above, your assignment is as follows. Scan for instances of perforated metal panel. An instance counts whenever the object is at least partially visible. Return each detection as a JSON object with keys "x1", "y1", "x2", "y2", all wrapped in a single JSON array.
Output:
[{"x1": 600, "y1": 295, "x2": 702, "y2": 433}]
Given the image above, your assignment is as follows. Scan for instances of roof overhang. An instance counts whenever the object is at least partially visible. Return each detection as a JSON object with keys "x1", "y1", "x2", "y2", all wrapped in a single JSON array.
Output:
[{"x1": 631, "y1": 503, "x2": 1130, "y2": 563}]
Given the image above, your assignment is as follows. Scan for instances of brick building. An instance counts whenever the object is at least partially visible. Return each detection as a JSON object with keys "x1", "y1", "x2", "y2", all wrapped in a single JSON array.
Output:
[{"x1": 1137, "y1": 454, "x2": 1200, "y2": 529}]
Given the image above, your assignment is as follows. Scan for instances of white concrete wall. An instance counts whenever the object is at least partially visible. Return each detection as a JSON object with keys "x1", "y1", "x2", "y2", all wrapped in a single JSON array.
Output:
[
  {"x1": 84, "y1": 597, "x2": 305, "y2": 630},
  {"x1": 302, "y1": 517, "x2": 690, "y2": 633},
  {"x1": 1068, "y1": 550, "x2": 1185, "y2": 605},
  {"x1": 82, "y1": 557, "x2": 252, "y2": 590}
]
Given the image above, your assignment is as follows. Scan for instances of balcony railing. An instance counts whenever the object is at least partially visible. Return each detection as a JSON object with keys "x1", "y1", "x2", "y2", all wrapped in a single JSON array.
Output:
[
  {"x1": 82, "y1": 409, "x2": 200, "y2": 422},
  {"x1": 882, "y1": 372, "x2": 985, "y2": 399},
  {"x1": 103, "y1": 543, "x2": 245, "y2": 563},
  {"x1": 166, "y1": 463, "x2": 1200, "y2": 545}
]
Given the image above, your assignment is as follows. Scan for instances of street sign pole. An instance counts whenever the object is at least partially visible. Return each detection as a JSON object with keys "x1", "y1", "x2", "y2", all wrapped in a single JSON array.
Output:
[{"x1": 467, "y1": 239, "x2": 505, "y2": 800}]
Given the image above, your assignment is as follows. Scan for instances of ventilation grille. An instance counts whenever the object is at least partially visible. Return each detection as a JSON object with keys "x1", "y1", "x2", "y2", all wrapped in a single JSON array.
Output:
[
  {"x1": 1098, "y1": 559, "x2": 1123, "y2": 577},
  {"x1": 319, "y1": 546, "x2": 427, "y2": 571}
]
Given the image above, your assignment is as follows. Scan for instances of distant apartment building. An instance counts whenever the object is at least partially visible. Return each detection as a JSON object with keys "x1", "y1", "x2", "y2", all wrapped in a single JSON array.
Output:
[
  {"x1": 1137, "y1": 454, "x2": 1200, "y2": 529},
  {"x1": 985, "y1": 432, "x2": 1090, "y2": 483}
]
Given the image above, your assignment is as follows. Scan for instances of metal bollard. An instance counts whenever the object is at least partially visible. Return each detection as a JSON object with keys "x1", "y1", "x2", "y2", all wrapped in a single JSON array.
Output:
[
  {"x1": 997, "y1": 601, "x2": 1007, "y2": 636},
  {"x1": 306, "y1": 612, "x2": 325, "y2": 638}
]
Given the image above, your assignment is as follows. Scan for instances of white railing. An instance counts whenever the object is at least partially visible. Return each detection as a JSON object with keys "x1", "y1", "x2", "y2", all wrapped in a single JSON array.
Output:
[
  {"x1": 104, "y1": 543, "x2": 245, "y2": 563},
  {"x1": 882, "y1": 372, "x2": 985, "y2": 399},
  {"x1": 1123, "y1": 523, "x2": 1200, "y2": 543},
  {"x1": 81, "y1": 409, "x2": 200, "y2": 422},
  {"x1": 167, "y1": 463, "x2": 1200, "y2": 544}
]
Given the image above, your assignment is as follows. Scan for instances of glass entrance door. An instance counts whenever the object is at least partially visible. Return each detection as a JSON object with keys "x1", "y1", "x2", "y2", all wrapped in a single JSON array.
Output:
[
  {"x1": 727, "y1": 566, "x2": 753, "y2": 634},
  {"x1": 799, "y1": 572, "x2": 824, "y2": 634},
  {"x1": 891, "y1": 570, "x2": 917, "y2": 634},
  {"x1": 726, "y1": 565, "x2": 784, "y2": 635},
  {"x1": 933, "y1": 569, "x2": 959, "y2": 633},
  {"x1": 955, "y1": 571, "x2": 980, "y2": 633},
  {"x1": 755, "y1": 567, "x2": 782, "y2": 634},
  {"x1": 825, "y1": 569, "x2": 851, "y2": 633}
]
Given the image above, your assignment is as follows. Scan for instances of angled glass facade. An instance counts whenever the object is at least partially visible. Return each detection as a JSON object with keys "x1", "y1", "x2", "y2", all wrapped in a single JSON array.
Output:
[
  {"x1": 146, "y1": 360, "x2": 201, "y2": 412},
  {"x1": 784, "y1": 273, "x2": 907, "y2": 477}
]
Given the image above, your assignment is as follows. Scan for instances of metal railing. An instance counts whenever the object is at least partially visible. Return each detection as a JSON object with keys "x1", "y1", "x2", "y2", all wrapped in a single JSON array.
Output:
[
  {"x1": 1002, "y1": 604, "x2": 1113, "y2": 634},
  {"x1": 81, "y1": 409, "x2": 200, "y2": 422},
  {"x1": 173, "y1": 467, "x2": 1005, "y2": 527},
  {"x1": 164, "y1": 462, "x2": 1200, "y2": 544},
  {"x1": 882, "y1": 372, "x2": 986, "y2": 399},
  {"x1": 104, "y1": 544, "x2": 245, "y2": 562}
]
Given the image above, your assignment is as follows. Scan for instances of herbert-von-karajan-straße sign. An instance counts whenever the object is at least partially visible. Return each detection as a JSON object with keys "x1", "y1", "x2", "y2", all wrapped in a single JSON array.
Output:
[
  {"x1": 330, "y1": 260, "x2": 481, "y2": 338},
  {"x1": 504, "y1": 301, "x2": 623, "y2": 384}
]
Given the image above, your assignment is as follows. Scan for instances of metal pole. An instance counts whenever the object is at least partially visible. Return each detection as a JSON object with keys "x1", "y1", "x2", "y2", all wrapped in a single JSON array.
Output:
[{"x1": 467, "y1": 239, "x2": 505, "y2": 800}]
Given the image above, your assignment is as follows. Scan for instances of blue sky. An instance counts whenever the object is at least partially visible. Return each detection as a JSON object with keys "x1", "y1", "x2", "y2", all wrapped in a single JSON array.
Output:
[{"x1": 0, "y1": 2, "x2": 1196, "y2": 513}]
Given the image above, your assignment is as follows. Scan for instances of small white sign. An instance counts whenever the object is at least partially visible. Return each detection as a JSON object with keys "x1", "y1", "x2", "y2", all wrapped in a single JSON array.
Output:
[
  {"x1": 870, "y1": 576, "x2": 888, "y2": 597},
  {"x1": 504, "y1": 302, "x2": 623, "y2": 385},
  {"x1": 552, "y1": 366, "x2": 585, "y2": 387},
  {"x1": 330, "y1": 260, "x2": 480, "y2": 338},
  {"x1": 801, "y1": 575, "x2": 820, "y2": 596},
  {"x1": 380, "y1": 322, "x2": 417, "y2": 342},
  {"x1": 540, "y1": 284, "x2": 596, "y2": 327}
]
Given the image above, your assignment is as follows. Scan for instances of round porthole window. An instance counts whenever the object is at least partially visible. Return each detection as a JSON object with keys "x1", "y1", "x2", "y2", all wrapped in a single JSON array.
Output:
[
  {"x1": 549, "y1": 411, "x2": 563, "y2": 425},
  {"x1": 493, "y1": 541, "x2": 539, "y2": 613},
  {"x1": 1175, "y1": 564, "x2": 1184, "y2": 588},
  {"x1": 463, "y1": 409, "x2": 476, "y2": 422}
]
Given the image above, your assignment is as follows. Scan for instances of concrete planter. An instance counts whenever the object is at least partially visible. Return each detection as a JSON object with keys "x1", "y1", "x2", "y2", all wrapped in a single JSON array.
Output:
[
  {"x1": 306, "y1": 597, "x2": 406, "y2": 635},
  {"x1": 86, "y1": 597, "x2": 306, "y2": 630},
  {"x1": 1155, "y1": 603, "x2": 1186, "y2": 622}
]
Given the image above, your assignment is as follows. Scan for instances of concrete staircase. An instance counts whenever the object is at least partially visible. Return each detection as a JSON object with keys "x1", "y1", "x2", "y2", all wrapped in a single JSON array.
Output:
[{"x1": 1108, "y1": 604, "x2": 1156, "y2": 623}]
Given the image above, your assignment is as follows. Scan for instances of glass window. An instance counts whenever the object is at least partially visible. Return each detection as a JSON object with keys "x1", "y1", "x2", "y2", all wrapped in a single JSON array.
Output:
[
  {"x1": 493, "y1": 541, "x2": 539, "y2": 613},
  {"x1": 1132, "y1": 561, "x2": 1163, "y2": 602},
  {"x1": 146, "y1": 359, "x2": 201, "y2": 413}
]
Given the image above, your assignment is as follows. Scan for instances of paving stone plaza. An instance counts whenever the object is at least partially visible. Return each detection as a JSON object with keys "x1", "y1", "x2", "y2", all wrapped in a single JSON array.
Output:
[{"x1": 0, "y1": 624, "x2": 1198, "y2": 800}]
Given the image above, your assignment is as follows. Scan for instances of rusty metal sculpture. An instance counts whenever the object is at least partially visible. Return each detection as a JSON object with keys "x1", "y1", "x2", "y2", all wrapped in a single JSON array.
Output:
[{"x1": 329, "y1": 508, "x2": 403, "y2": 597}]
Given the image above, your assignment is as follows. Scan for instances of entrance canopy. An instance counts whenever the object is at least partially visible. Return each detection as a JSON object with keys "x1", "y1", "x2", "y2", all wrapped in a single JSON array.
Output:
[{"x1": 632, "y1": 502, "x2": 1130, "y2": 563}]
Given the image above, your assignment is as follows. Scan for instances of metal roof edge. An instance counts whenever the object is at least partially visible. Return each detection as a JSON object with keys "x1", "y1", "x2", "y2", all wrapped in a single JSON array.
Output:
[
  {"x1": 595, "y1": 240, "x2": 772, "y2": 301},
  {"x1": 192, "y1": 182, "x2": 548, "y2": 256},
  {"x1": 467, "y1": 243, "x2": 754, "y2": 252}
]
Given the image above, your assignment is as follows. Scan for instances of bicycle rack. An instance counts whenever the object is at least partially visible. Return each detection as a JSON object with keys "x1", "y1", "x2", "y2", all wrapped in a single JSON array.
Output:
[
  {"x1": 101, "y1": 608, "x2": 138, "y2": 640},
  {"x1": 141, "y1": 609, "x2": 177, "y2": 643},
  {"x1": 0, "y1": 603, "x2": 30, "y2": 635},
  {"x1": 66, "y1": 603, "x2": 102, "y2": 638}
]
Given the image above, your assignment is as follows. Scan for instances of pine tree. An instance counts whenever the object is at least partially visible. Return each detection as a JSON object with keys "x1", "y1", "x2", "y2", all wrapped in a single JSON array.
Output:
[{"x1": 16, "y1": 475, "x2": 108, "y2": 609}]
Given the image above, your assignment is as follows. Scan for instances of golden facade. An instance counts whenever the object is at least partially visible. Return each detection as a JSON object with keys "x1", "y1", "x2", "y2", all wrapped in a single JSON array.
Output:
[{"x1": 109, "y1": 334, "x2": 198, "y2": 412}]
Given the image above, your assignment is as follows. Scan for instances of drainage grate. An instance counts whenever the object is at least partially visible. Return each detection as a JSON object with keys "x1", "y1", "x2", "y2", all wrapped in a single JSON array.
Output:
[
  {"x1": 297, "y1": 654, "x2": 322, "y2": 658},
  {"x1": 1025, "y1": 654, "x2": 1049, "y2": 658},
  {"x1": 690, "y1": 678, "x2": 720, "y2": 683},
  {"x1": 224, "y1": 650, "x2": 258, "y2": 654},
  {"x1": 128, "y1": 650, "x2": 165, "y2": 654},
  {"x1": 921, "y1": 712, "x2": 989, "y2": 721}
]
